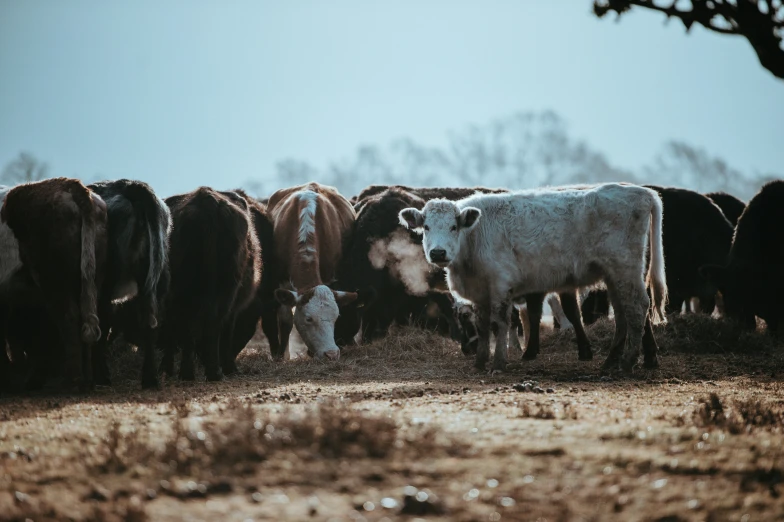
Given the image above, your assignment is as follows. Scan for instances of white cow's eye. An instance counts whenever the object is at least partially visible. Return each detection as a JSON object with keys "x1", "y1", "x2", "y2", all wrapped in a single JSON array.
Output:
[
  {"x1": 424, "y1": 225, "x2": 430, "y2": 231},
  {"x1": 450, "y1": 225, "x2": 457, "y2": 232}
]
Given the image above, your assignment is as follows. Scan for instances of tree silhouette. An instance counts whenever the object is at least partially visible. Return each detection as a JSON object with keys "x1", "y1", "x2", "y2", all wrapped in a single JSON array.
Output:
[
  {"x1": 1, "y1": 152, "x2": 50, "y2": 186},
  {"x1": 245, "y1": 110, "x2": 777, "y2": 200},
  {"x1": 594, "y1": 0, "x2": 784, "y2": 80}
]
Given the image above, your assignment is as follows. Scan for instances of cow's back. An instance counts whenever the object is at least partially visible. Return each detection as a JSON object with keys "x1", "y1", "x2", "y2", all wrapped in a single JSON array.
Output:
[
  {"x1": 706, "y1": 192, "x2": 746, "y2": 227},
  {"x1": 166, "y1": 187, "x2": 253, "y2": 314},
  {"x1": 1, "y1": 178, "x2": 103, "y2": 289},
  {"x1": 269, "y1": 182, "x2": 355, "y2": 286},
  {"x1": 730, "y1": 181, "x2": 784, "y2": 266},
  {"x1": 453, "y1": 184, "x2": 658, "y2": 294}
]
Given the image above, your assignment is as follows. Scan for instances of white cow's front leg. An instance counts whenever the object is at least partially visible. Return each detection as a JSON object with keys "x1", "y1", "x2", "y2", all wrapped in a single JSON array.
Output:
[{"x1": 490, "y1": 300, "x2": 512, "y2": 374}]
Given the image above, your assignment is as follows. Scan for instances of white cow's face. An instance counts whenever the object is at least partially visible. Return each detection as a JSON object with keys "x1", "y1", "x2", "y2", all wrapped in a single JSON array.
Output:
[
  {"x1": 399, "y1": 200, "x2": 481, "y2": 267},
  {"x1": 274, "y1": 285, "x2": 358, "y2": 359}
]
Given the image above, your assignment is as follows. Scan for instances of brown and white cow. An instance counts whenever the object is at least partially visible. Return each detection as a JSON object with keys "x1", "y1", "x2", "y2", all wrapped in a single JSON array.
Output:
[
  {"x1": 268, "y1": 182, "x2": 359, "y2": 359},
  {"x1": 1, "y1": 178, "x2": 107, "y2": 389}
]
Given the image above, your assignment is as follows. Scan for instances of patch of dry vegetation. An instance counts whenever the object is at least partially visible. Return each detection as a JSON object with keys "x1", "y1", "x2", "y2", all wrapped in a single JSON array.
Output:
[
  {"x1": 237, "y1": 325, "x2": 466, "y2": 381},
  {"x1": 690, "y1": 393, "x2": 784, "y2": 434},
  {"x1": 94, "y1": 397, "x2": 468, "y2": 480}
]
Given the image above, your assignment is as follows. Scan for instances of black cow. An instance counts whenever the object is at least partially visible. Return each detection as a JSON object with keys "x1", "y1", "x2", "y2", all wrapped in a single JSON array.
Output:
[
  {"x1": 159, "y1": 187, "x2": 261, "y2": 381},
  {"x1": 706, "y1": 191, "x2": 746, "y2": 227},
  {"x1": 701, "y1": 181, "x2": 784, "y2": 333},
  {"x1": 83, "y1": 180, "x2": 171, "y2": 389},
  {"x1": 581, "y1": 185, "x2": 734, "y2": 325}
]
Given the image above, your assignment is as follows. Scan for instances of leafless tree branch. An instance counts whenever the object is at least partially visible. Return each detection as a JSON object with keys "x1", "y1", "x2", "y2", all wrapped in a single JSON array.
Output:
[{"x1": 594, "y1": 0, "x2": 784, "y2": 79}]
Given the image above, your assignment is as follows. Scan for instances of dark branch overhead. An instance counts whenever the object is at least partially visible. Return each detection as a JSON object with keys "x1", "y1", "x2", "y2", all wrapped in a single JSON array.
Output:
[{"x1": 593, "y1": 0, "x2": 784, "y2": 79}]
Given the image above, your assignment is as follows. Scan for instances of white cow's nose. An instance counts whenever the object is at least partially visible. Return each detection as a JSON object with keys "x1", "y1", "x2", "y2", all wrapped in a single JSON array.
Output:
[{"x1": 323, "y1": 349, "x2": 340, "y2": 360}]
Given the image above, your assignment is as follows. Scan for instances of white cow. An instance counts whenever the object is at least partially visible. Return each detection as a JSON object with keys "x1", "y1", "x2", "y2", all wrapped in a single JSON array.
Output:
[{"x1": 399, "y1": 183, "x2": 667, "y2": 373}]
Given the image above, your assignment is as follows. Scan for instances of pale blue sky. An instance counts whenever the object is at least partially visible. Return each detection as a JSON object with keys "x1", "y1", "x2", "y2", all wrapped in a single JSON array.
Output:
[{"x1": 1, "y1": 0, "x2": 781, "y2": 197}]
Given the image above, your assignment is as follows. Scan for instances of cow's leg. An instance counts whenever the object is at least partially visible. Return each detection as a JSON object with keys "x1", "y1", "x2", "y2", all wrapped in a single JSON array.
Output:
[
  {"x1": 260, "y1": 301, "x2": 283, "y2": 360},
  {"x1": 158, "y1": 321, "x2": 177, "y2": 377},
  {"x1": 473, "y1": 303, "x2": 492, "y2": 371},
  {"x1": 278, "y1": 305, "x2": 293, "y2": 357},
  {"x1": 220, "y1": 316, "x2": 239, "y2": 376},
  {"x1": 665, "y1": 292, "x2": 685, "y2": 316},
  {"x1": 507, "y1": 307, "x2": 524, "y2": 359},
  {"x1": 560, "y1": 291, "x2": 592, "y2": 361},
  {"x1": 519, "y1": 303, "x2": 531, "y2": 347},
  {"x1": 491, "y1": 300, "x2": 512, "y2": 374},
  {"x1": 201, "y1": 320, "x2": 224, "y2": 382},
  {"x1": 697, "y1": 294, "x2": 716, "y2": 315},
  {"x1": 642, "y1": 314, "x2": 660, "y2": 369},
  {"x1": 91, "y1": 298, "x2": 113, "y2": 387},
  {"x1": 548, "y1": 294, "x2": 572, "y2": 330},
  {"x1": 179, "y1": 333, "x2": 196, "y2": 381},
  {"x1": 457, "y1": 306, "x2": 479, "y2": 356},
  {"x1": 522, "y1": 293, "x2": 544, "y2": 361},
  {"x1": 618, "y1": 280, "x2": 650, "y2": 373},
  {"x1": 134, "y1": 298, "x2": 160, "y2": 389},
  {"x1": 601, "y1": 284, "x2": 628, "y2": 371},
  {"x1": 48, "y1": 297, "x2": 84, "y2": 390}
]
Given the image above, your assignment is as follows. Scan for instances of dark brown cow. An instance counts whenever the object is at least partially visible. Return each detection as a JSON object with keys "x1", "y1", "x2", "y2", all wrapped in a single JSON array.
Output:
[
  {"x1": 220, "y1": 190, "x2": 287, "y2": 364},
  {"x1": 269, "y1": 182, "x2": 360, "y2": 359},
  {"x1": 160, "y1": 187, "x2": 260, "y2": 381},
  {"x1": 701, "y1": 180, "x2": 784, "y2": 333},
  {"x1": 1, "y1": 178, "x2": 107, "y2": 389}
]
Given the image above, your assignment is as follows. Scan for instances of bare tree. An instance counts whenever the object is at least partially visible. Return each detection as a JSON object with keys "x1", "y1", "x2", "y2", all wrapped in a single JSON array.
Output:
[
  {"x1": 1, "y1": 152, "x2": 50, "y2": 186},
  {"x1": 247, "y1": 110, "x2": 775, "y2": 200},
  {"x1": 593, "y1": 0, "x2": 784, "y2": 80},
  {"x1": 643, "y1": 140, "x2": 771, "y2": 199}
]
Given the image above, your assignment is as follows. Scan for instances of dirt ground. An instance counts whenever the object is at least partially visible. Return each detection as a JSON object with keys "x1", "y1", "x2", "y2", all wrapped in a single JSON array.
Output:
[{"x1": 1, "y1": 315, "x2": 783, "y2": 522}]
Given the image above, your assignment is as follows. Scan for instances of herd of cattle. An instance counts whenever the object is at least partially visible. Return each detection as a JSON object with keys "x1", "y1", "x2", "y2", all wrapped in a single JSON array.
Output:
[{"x1": 0, "y1": 176, "x2": 781, "y2": 392}]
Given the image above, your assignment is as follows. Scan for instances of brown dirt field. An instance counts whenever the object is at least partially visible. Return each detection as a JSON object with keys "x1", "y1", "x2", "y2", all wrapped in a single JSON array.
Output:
[{"x1": 2, "y1": 315, "x2": 784, "y2": 522}]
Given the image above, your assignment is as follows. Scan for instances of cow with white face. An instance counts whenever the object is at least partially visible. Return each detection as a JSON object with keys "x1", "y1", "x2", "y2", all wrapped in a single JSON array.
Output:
[
  {"x1": 268, "y1": 182, "x2": 369, "y2": 360},
  {"x1": 399, "y1": 183, "x2": 667, "y2": 373}
]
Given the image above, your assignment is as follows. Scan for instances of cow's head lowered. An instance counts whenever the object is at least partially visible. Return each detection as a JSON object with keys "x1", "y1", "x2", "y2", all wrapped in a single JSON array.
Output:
[
  {"x1": 275, "y1": 285, "x2": 359, "y2": 359},
  {"x1": 398, "y1": 199, "x2": 481, "y2": 267}
]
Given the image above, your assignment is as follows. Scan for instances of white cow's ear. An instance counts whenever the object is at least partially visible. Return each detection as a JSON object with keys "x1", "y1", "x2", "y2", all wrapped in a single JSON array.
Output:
[
  {"x1": 275, "y1": 288, "x2": 299, "y2": 307},
  {"x1": 459, "y1": 207, "x2": 481, "y2": 229},
  {"x1": 399, "y1": 208, "x2": 424, "y2": 230}
]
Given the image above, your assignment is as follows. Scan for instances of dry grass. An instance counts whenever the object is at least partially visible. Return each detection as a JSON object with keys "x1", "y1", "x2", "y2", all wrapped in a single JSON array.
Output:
[
  {"x1": 691, "y1": 393, "x2": 784, "y2": 434},
  {"x1": 104, "y1": 313, "x2": 784, "y2": 390},
  {"x1": 93, "y1": 396, "x2": 468, "y2": 481},
  {"x1": 3, "y1": 316, "x2": 784, "y2": 521}
]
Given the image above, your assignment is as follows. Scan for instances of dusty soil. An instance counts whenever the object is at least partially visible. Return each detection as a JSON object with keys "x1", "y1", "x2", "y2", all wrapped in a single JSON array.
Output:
[{"x1": 1, "y1": 315, "x2": 784, "y2": 522}]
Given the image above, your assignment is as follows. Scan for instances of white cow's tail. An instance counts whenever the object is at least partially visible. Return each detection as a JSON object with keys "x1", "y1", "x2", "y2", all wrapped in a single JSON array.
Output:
[{"x1": 647, "y1": 191, "x2": 667, "y2": 324}]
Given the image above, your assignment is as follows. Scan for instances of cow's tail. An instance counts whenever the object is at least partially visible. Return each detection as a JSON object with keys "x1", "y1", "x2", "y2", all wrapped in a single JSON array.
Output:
[
  {"x1": 647, "y1": 190, "x2": 667, "y2": 324},
  {"x1": 130, "y1": 184, "x2": 171, "y2": 328},
  {"x1": 72, "y1": 186, "x2": 102, "y2": 343}
]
